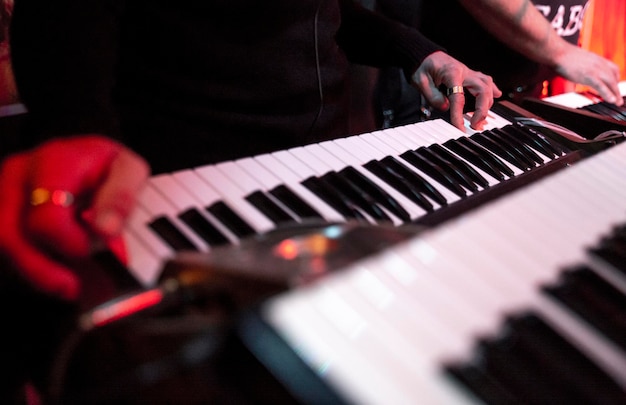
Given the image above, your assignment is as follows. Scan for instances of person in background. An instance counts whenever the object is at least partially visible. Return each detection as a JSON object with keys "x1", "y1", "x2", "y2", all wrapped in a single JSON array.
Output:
[
  {"x1": 374, "y1": 0, "x2": 622, "y2": 128},
  {"x1": 0, "y1": 0, "x2": 17, "y2": 107},
  {"x1": 0, "y1": 0, "x2": 27, "y2": 160}
]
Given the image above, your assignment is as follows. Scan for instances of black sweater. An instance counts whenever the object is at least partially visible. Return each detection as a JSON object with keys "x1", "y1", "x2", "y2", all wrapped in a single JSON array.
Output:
[{"x1": 11, "y1": 0, "x2": 441, "y2": 173}]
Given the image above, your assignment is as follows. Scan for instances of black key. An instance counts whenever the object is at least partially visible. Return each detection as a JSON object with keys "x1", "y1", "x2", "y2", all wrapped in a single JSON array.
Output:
[
  {"x1": 514, "y1": 122, "x2": 569, "y2": 155},
  {"x1": 468, "y1": 331, "x2": 580, "y2": 404},
  {"x1": 417, "y1": 146, "x2": 478, "y2": 191},
  {"x1": 178, "y1": 208, "x2": 230, "y2": 246},
  {"x1": 590, "y1": 244, "x2": 626, "y2": 276},
  {"x1": 456, "y1": 137, "x2": 515, "y2": 177},
  {"x1": 339, "y1": 166, "x2": 411, "y2": 222},
  {"x1": 505, "y1": 314, "x2": 626, "y2": 404},
  {"x1": 269, "y1": 185, "x2": 323, "y2": 220},
  {"x1": 543, "y1": 266, "x2": 626, "y2": 351},
  {"x1": 500, "y1": 124, "x2": 558, "y2": 159},
  {"x1": 588, "y1": 227, "x2": 626, "y2": 277},
  {"x1": 363, "y1": 159, "x2": 434, "y2": 212},
  {"x1": 246, "y1": 190, "x2": 298, "y2": 225},
  {"x1": 464, "y1": 313, "x2": 625, "y2": 404},
  {"x1": 483, "y1": 129, "x2": 537, "y2": 169},
  {"x1": 472, "y1": 132, "x2": 531, "y2": 171},
  {"x1": 323, "y1": 171, "x2": 392, "y2": 222},
  {"x1": 443, "y1": 138, "x2": 506, "y2": 181},
  {"x1": 380, "y1": 156, "x2": 447, "y2": 206},
  {"x1": 302, "y1": 176, "x2": 368, "y2": 222},
  {"x1": 445, "y1": 363, "x2": 524, "y2": 405},
  {"x1": 428, "y1": 143, "x2": 490, "y2": 188},
  {"x1": 400, "y1": 149, "x2": 467, "y2": 197},
  {"x1": 596, "y1": 101, "x2": 626, "y2": 121},
  {"x1": 206, "y1": 201, "x2": 256, "y2": 238},
  {"x1": 492, "y1": 127, "x2": 545, "y2": 165},
  {"x1": 149, "y1": 216, "x2": 198, "y2": 251},
  {"x1": 585, "y1": 103, "x2": 626, "y2": 121}
]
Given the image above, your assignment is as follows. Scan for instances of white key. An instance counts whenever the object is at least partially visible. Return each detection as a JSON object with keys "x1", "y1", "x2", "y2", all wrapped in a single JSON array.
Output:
[
  {"x1": 288, "y1": 146, "x2": 378, "y2": 224},
  {"x1": 150, "y1": 174, "x2": 237, "y2": 244},
  {"x1": 122, "y1": 229, "x2": 163, "y2": 286},
  {"x1": 328, "y1": 137, "x2": 429, "y2": 219},
  {"x1": 194, "y1": 165, "x2": 274, "y2": 233},
  {"x1": 172, "y1": 169, "x2": 257, "y2": 242},
  {"x1": 305, "y1": 143, "x2": 403, "y2": 225},
  {"x1": 273, "y1": 148, "x2": 369, "y2": 222},
  {"x1": 375, "y1": 127, "x2": 476, "y2": 199},
  {"x1": 137, "y1": 184, "x2": 209, "y2": 251},
  {"x1": 430, "y1": 119, "x2": 524, "y2": 177},
  {"x1": 254, "y1": 153, "x2": 344, "y2": 222},
  {"x1": 262, "y1": 142, "x2": 626, "y2": 403},
  {"x1": 394, "y1": 122, "x2": 500, "y2": 188},
  {"x1": 416, "y1": 123, "x2": 501, "y2": 186},
  {"x1": 125, "y1": 206, "x2": 175, "y2": 284},
  {"x1": 360, "y1": 131, "x2": 459, "y2": 206}
]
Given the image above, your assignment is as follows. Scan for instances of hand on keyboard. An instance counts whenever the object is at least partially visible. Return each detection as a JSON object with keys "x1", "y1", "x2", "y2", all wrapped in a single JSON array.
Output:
[
  {"x1": 0, "y1": 135, "x2": 149, "y2": 300},
  {"x1": 553, "y1": 44, "x2": 623, "y2": 106},
  {"x1": 411, "y1": 51, "x2": 502, "y2": 131}
]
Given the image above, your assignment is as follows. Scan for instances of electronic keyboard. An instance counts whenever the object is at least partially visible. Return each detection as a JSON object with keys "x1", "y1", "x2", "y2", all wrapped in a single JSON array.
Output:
[
  {"x1": 121, "y1": 102, "x2": 612, "y2": 286},
  {"x1": 238, "y1": 140, "x2": 626, "y2": 405}
]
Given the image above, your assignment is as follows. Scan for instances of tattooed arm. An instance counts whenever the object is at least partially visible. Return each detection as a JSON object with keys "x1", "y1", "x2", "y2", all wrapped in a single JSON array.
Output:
[{"x1": 457, "y1": 0, "x2": 622, "y2": 104}]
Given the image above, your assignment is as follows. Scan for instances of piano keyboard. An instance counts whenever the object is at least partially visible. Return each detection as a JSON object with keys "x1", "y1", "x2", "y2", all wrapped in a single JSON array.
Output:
[
  {"x1": 542, "y1": 82, "x2": 626, "y2": 119},
  {"x1": 122, "y1": 107, "x2": 588, "y2": 286},
  {"x1": 520, "y1": 81, "x2": 626, "y2": 139},
  {"x1": 243, "y1": 140, "x2": 626, "y2": 405}
]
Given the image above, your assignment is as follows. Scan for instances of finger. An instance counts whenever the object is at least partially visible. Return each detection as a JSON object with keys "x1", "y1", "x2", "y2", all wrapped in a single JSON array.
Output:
[
  {"x1": 603, "y1": 77, "x2": 623, "y2": 107},
  {"x1": 601, "y1": 62, "x2": 622, "y2": 106},
  {"x1": 82, "y1": 149, "x2": 150, "y2": 238},
  {"x1": 466, "y1": 76, "x2": 501, "y2": 129},
  {"x1": 593, "y1": 82, "x2": 622, "y2": 106},
  {"x1": 468, "y1": 89, "x2": 492, "y2": 129},
  {"x1": 106, "y1": 234, "x2": 129, "y2": 266},
  {"x1": 447, "y1": 90, "x2": 466, "y2": 130},
  {"x1": 0, "y1": 155, "x2": 80, "y2": 300},
  {"x1": 441, "y1": 76, "x2": 467, "y2": 130},
  {"x1": 428, "y1": 60, "x2": 467, "y2": 130}
]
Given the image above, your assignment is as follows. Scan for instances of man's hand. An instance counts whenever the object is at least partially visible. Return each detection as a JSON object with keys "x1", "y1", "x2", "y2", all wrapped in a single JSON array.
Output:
[
  {"x1": 0, "y1": 136, "x2": 150, "y2": 301},
  {"x1": 411, "y1": 51, "x2": 502, "y2": 131},
  {"x1": 554, "y1": 44, "x2": 623, "y2": 106}
]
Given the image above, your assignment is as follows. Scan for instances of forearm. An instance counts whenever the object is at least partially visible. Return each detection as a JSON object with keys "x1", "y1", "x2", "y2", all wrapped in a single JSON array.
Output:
[{"x1": 457, "y1": 0, "x2": 571, "y2": 68}]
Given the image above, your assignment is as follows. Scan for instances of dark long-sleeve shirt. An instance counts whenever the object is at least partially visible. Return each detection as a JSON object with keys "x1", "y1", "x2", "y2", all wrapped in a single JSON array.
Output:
[{"x1": 11, "y1": 0, "x2": 442, "y2": 173}]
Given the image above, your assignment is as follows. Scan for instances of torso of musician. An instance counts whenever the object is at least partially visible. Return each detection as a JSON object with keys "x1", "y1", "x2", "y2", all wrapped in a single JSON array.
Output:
[{"x1": 10, "y1": 0, "x2": 446, "y2": 174}]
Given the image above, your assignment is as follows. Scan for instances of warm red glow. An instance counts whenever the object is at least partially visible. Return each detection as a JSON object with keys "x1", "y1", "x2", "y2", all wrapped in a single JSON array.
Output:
[
  {"x1": 275, "y1": 239, "x2": 299, "y2": 260},
  {"x1": 90, "y1": 289, "x2": 163, "y2": 327},
  {"x1": 51, "y1": 189, "x2": 72, "y2": 206},
  {"x1": 550, "y1": 0, "x2": 625, "y2": 96},
  {"x1": 581, "y1": 0, "x2": 626, "y2": 80},
  {"x1": 108, "y1": 236, "x2": 129, "y2": 266}
]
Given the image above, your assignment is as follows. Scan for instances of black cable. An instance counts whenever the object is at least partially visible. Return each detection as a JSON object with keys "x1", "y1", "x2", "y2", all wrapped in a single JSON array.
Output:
[{"x1": 307, "y1": 0, "x2": 324, "y2": 137}]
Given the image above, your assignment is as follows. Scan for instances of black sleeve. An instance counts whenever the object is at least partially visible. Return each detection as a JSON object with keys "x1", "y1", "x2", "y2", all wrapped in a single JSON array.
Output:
[
  {"x1": 336, "y1": 0, "x2": 443, "y2": 76},
  {"x1": 10, "y1": 0, "x2": 126, "y2": 144}
]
